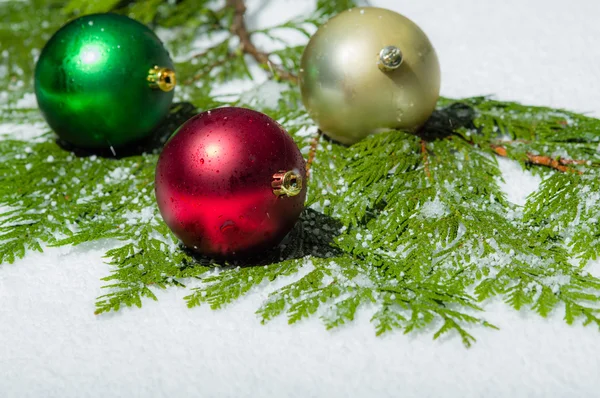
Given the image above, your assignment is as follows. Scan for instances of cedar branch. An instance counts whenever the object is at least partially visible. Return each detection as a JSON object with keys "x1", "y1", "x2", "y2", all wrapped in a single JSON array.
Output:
[
  {"x1": 226, "y1": 0, "x2": 299, "y2": 84},
  {"x1": 306, "y1": 129, "x2": 322, "y2": 179},
  {"x1": 184, "y1": 53, "x2": 237, "y2": 85}
]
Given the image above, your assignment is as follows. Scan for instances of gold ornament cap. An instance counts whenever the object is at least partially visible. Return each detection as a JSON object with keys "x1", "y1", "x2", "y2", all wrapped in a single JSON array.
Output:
[
  {"x1": 272, "y1": 170, "x2": 303, "y2": 197},
  {"x1": 378, "y1": 45, "x2": 403, "y2": 72},
  {"x1": 148, "y1": 66, "x2": 176, "y2": 92}
]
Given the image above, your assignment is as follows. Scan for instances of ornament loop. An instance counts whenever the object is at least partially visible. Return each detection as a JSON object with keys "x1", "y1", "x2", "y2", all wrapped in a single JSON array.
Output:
[
  {"x1": 148, "y1": 66, "x2": 176, "y2": 92},
  {"x1": 377, "y1": 46, "x2": 403, "y2": 72},
  {"x1": 272, "y1": 170, "x2": 303, "y2": 197}
]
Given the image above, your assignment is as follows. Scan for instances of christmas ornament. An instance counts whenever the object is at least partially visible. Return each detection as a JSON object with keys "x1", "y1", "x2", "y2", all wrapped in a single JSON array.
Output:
[
  {"x1": 35, "y1": 13, "x2": 176, "y2": 149},
  {"x1": 155, "y1": 107, "x2": 306, "y2": 259},
  {"x1": 299, "y1": 7, "x2": 440, "y2": 145}
]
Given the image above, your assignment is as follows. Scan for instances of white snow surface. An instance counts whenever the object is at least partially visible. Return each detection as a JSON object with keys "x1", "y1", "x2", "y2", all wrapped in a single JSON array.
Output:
[{"x1": 3, "y1": 0, "x2": 600, "y2": 397}]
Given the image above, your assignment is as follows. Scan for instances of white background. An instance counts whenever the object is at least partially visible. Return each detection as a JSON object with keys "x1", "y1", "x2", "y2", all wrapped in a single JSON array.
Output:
[{"x1": 2, "y1": 0, "x2": 600, "y2": 397}]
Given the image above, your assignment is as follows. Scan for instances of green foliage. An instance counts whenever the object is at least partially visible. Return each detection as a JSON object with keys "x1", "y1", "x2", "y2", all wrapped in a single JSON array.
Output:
[
  {"x1": 2, "y1": 0, "x2": 600, "y2": 347},
  {"x1": 315, "y1": 0, "x2": 358, "y2": 21}
]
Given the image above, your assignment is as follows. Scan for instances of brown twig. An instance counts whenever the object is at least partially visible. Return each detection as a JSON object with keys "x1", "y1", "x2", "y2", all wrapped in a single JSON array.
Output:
[
  {"x1": 226, "y1": 0, "x2": 298, "y2": 84},
  {"x1": 421, "y1": 139, "x2": 431, "y2": 179},
  {"x1": 305, "y1": 129, "x2": 322, "y2": 179},
  {"x1": 490, "y1": 144, "x2": 583, "y2": 174}
]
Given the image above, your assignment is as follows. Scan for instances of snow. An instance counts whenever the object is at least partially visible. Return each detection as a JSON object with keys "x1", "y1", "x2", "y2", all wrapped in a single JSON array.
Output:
[
  {"x1": 238, "y1": 80, "x2": 289, "y2": 109},
  {"x1": 13, "y1": 93, "x2": 37, "y2": 109},
  {"x1": 209, "y1": 63, "x2": 270, "y2": 102},
  {"x1": 420, "y1": 195, "x2": 449, "y2": 218},
  {"x1": 0, "y1": 122, "x2": 48, "y2": 141},
  {"x1": 3, "y1": 0, "x2": 600, "y2": 397},
  {"x1": 496, "y1": 157, "x2": 542, "y2": 206}
]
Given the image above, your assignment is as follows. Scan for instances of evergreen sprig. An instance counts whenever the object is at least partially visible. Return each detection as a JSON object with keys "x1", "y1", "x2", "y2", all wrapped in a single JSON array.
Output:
[{"x1": 2, "y1": 0, "x2": 600, "y2": 346}]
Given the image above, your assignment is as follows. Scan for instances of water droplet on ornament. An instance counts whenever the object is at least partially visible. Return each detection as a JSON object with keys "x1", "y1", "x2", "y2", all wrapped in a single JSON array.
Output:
[
  {"x1": 88, "y1": 21, "x2": 94, "y2": 26},
  {"x1": 396, "y1": 110, "x2": 404, "y2": 122}
]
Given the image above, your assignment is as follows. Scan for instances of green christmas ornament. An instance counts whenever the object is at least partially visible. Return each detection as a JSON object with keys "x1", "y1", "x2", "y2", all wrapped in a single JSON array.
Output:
[{"x1": 35, "y1": 13, "x2": 176, "y2": 150}]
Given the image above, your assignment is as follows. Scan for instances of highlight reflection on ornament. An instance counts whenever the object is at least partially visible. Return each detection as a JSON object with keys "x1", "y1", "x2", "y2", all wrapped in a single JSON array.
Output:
[{"x1": 80, "y1": 44, "x2": 103, "y2": 65}]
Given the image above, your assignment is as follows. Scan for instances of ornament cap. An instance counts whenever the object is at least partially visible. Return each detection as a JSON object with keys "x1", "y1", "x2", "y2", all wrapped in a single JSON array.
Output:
[
  {"x1": 377, "y1": 45, "x2": 403, "y2": 72},
  {"x1": 148, "y1": 66, "x2": 176, "y2": 92},
  {"x1": 272, "y1": 170, "x2": 303, "y2": 197}
]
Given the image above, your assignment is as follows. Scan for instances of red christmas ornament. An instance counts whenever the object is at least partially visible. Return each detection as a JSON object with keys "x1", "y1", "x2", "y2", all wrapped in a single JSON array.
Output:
[{"x1": 155, "y1": 107, "x2": 307, "y2": 258}]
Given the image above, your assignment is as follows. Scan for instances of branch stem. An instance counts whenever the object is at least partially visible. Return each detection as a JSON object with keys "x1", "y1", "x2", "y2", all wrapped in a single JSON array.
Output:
[
  {"x1": 421, "y1": 140, "x2": 431, "y2": 179},
  {"x1": 490, "y1": 145, "x2": 583, "y2": 174},
  {"x1": 226, "y1": 0, "x2": 298, "y2": 84}
]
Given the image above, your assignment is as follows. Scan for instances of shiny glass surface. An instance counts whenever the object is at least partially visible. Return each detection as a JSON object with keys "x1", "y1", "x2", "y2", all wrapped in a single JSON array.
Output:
[
  {"x1": 155, "y1": 107, "x2": 307, "y2": 258},
  {"x1": 35, "y1": 14, "x2": 174, "y2": 149}
]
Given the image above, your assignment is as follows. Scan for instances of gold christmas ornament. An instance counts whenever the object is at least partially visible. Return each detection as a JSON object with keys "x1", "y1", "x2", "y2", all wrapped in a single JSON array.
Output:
[{"x1": 299, "y1": 7, "x2": 441, "y2": 145}]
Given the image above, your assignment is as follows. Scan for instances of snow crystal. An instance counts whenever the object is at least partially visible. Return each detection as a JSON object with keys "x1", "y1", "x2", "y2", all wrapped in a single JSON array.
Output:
[
  {"x1": 420, "y1": 196, "x2": 448, "y2": 219},
  {"x1": 123, "y1": 206, "x2": 156, "y2": 226},
  {"x1": 209, "y1": 63, "x2": 268, "y2": 101},
  {"x1": 584, "y1": 191, "x2": 600, "y2": 211},
  {"x1": 238, "y1": 80, "x2": 287, "y2": 109},
  {"x1": 108, "y1": 167, "x2": 130, "y2": 181},
  {"x1": 0, "y1": 122, "x2": 48, "y2": 141}
]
